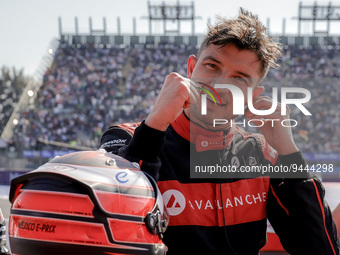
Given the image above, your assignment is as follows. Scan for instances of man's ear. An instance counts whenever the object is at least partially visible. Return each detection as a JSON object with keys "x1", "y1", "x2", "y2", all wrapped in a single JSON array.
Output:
[
  {"x1": 253, "y1": 86, "x2": 265, "y2": 99},
  {"x1": 187, "y1": 54, "x2": 197, "y2": 78}
]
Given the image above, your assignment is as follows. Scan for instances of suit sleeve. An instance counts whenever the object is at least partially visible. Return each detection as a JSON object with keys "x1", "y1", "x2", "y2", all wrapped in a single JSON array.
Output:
[
  {"x1": 267, "y1": 152, "x2": 340, "y2": 254},
  {"x1": 118, "y1": 121, "x2": 166, "y2": 181},
  {"x1": 99, "y1": 121, "x2": 166, "y2": 181}
]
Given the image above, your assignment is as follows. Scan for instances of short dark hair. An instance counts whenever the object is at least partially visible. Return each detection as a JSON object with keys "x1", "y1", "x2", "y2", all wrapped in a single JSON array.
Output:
[{"x1": 198, "y1": 8, "x2": 282, "y2": 76}]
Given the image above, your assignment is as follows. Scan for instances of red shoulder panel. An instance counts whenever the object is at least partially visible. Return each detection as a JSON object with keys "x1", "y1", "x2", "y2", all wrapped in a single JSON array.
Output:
[{"x1": 114, "y1": 122, "x2": 141, "y2": 135}]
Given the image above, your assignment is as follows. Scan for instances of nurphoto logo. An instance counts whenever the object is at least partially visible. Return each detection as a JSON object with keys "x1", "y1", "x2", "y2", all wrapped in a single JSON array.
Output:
[{"x1": 198, "y1": 83, "x2": 312, "y2": 128}]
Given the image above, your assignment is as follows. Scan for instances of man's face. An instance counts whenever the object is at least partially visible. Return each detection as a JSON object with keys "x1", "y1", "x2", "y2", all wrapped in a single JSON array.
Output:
[{"x1": 186, "y1": 43, "x2": 264, "y2": 130}]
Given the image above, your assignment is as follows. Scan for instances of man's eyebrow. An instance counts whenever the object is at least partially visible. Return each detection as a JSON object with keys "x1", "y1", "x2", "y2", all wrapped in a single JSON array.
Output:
[
  {"x1": 203, "y1": 55, "x2": 254, "y2": 79},
  {"x1": 202, "y1": 55, "x2": 222, "y2": 65},
  {"x1": 235, "y1": 71, "x2": 252, "y2": 78}
]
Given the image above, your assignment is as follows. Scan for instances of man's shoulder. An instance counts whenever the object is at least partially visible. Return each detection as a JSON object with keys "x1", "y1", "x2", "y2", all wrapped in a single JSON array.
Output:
[
  {"x1": 99, "y1": 122, "x2": 141, "y2": 154},
  {"x1": 109, "y1": 122, "x2": 141, "y2": 134}
]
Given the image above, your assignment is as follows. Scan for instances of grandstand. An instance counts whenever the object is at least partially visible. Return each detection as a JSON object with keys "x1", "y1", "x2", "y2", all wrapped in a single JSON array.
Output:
[{"x1": 0, "y1": 3, "x2": 340, "y2": 184}]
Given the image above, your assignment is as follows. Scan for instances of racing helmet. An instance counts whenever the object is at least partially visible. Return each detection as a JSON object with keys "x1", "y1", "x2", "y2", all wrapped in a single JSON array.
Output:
[{"x1": 8, "y1": 150, "x2": 169, "y2": 255}]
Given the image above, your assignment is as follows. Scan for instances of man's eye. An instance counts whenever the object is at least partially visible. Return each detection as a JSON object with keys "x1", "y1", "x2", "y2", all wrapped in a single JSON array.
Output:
[
  {"x1": 206, "y1": 63, "x2": 218, "y2": 69},
  {"x1": 236, "y1": 77, "x2": 247, "y2": 83}
]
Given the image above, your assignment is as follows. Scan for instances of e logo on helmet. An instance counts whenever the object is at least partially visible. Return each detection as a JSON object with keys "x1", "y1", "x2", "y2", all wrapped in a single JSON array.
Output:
[{"x1": 116, "y1": 171, "x2": 129, "y2": 183}]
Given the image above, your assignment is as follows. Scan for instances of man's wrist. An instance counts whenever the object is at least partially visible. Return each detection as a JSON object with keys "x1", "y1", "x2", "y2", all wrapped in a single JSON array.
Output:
[
  {"x1": 276, "y1": 143, "x2": 299, "y2": 156},
  {"x1": 126, "y1": 121, "x2": 166, "y2": 162},
  {"x1": 145, "y1": 114, "x2": 170, "y2": 131},
  {"x1": 278, "y1": 151, "x2": 311, "y2": 180}
]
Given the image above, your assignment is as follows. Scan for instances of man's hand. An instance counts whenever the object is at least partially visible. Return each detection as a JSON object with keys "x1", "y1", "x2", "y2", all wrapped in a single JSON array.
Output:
[
  {"x1": 244, "y1": 96, "x2": 299, "y2": 155},
  {"x1": 145, "y1": 73, "x2": 199, "y2": 131}
]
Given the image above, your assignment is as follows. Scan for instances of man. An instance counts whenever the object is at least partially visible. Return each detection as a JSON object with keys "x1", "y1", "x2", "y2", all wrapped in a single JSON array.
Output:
[{"x1": 100, "y1": 8, "x2": 339, "y2": 254}]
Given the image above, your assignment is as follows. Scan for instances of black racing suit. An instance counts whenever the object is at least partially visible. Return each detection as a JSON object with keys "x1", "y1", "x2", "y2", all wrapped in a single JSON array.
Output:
[{"x1": 100, "y1": 112, "x2": 340, "y2": 255}]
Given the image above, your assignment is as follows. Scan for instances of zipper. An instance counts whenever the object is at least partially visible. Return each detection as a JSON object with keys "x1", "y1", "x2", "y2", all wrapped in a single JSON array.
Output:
[{"x1": 218, "y1": 130, "x2": 237, "y2": 254}]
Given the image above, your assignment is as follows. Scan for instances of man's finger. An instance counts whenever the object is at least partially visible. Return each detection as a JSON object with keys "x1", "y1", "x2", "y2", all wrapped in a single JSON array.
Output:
[
  {"x1": 189, "y1": 80, "x2": 200, "y2": 98},
  {"x1": 245, "y1": 97, "x2": 281, "y2": 118}
]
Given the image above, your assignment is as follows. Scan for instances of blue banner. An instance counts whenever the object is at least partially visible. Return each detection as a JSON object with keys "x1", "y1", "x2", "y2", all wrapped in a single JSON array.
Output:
[
  {"x1": 23, "y1": 150, "x2": 77, "y2": 158},
  {"x1": 0, "y1": 171, "x2": 29, "y2": 185},
  {"x1": 304, "y1": 153, "x2": 340, "y2": 162}
]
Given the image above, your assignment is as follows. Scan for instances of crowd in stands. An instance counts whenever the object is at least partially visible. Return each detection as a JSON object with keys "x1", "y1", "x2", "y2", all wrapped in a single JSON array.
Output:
[
  {"x1": 9, "y1": 41, "x2": 340, "y2": 154},
  {"x1": 0, "y1": 67, "x2": 26, "y2": 135},
  {"x1": 264, "y1": 45, "x2": 340, "y2": 153}
]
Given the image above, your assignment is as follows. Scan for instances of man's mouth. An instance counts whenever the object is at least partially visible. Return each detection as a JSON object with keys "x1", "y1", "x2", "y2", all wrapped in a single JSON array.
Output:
[{"x1": 206, "y1": 94, "x2": 227, "y2": 106}]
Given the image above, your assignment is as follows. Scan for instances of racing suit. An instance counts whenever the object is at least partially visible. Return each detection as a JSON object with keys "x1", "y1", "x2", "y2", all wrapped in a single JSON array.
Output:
[{"x1": 100, "y1": 112, "x2": 340, "y2": 255}]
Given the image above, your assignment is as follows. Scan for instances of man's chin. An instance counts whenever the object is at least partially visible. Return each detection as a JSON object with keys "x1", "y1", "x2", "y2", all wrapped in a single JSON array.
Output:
[
  {"x1": 186, "y1": 106, "x2": 236, "y2": 130},
  {"x1": 191, "y1": 114, "x2": 233, "y2": 131}
]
